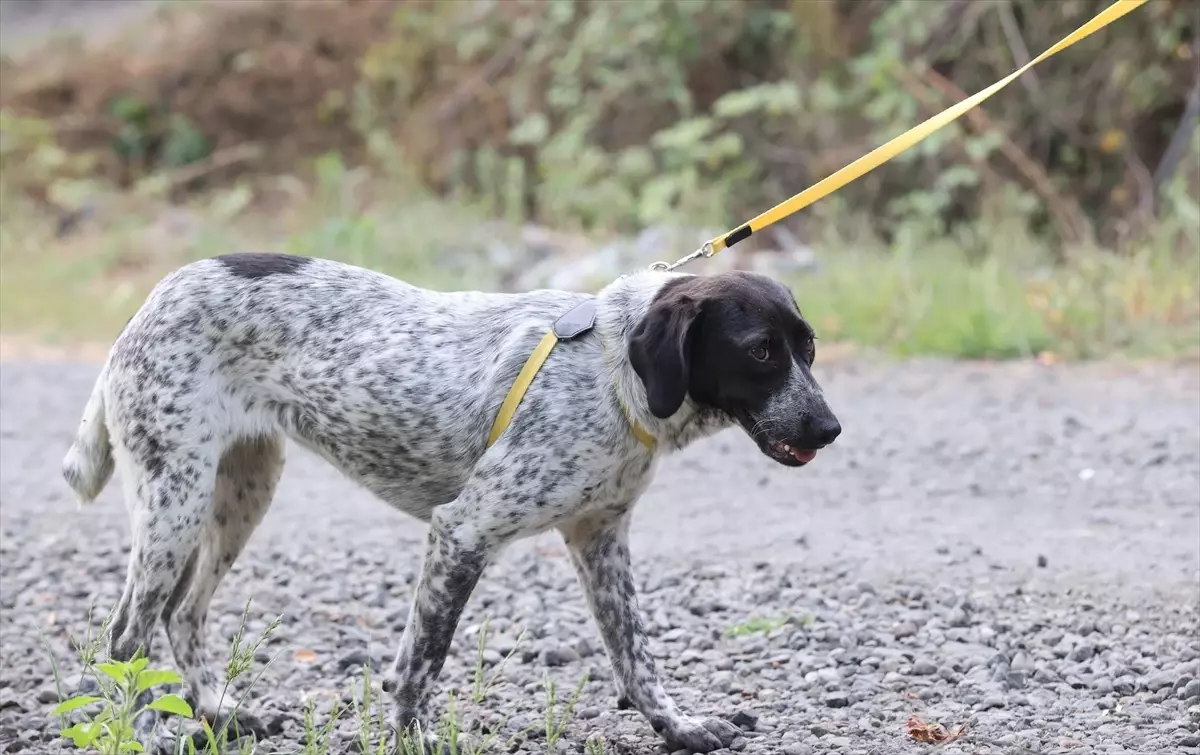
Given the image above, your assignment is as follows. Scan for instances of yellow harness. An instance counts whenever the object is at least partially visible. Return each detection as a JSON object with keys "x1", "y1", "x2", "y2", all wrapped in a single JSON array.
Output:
[{"x1": 486, "y1": 299, "x2": 655, "y2": 451}]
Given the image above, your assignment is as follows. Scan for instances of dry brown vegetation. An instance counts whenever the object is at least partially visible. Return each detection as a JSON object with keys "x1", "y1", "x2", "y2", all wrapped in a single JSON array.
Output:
[{"x1": 0, "y1": 0, "x2": 1196, "y2": 360}]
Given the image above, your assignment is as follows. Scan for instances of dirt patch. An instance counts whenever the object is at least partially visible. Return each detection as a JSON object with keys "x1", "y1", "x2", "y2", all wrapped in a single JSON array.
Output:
[
  {"x1": 0, "y1": 334, "x2": 110, "y2": 364},
  {"x1": 0, "y1": 0, "x2": 396, "y2": 186}
]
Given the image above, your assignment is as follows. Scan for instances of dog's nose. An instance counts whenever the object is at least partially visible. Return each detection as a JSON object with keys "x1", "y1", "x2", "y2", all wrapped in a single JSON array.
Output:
[{"x1": 811, "y1": 415, "x2": 841, "y2": 447}]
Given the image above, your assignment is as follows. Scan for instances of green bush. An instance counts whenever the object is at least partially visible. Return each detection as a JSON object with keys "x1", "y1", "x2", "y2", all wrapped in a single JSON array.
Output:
[{"x1": 355, "y1": 0, "x2": 1196, "y2": 246}]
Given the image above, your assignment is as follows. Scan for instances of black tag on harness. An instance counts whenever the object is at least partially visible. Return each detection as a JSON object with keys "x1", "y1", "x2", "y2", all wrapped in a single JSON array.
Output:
[{"x1": 553, "y1": 299, "x2": 597, "y2": 340}]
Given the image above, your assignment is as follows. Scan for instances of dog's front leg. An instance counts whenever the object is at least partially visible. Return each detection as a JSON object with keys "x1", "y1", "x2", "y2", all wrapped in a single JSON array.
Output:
[
  {"x1": 561, "y1": 512, "x2": 742, "y2": 753},
  {"x1": 384, "y1": 504, "x2": 494, "y2": 738}
]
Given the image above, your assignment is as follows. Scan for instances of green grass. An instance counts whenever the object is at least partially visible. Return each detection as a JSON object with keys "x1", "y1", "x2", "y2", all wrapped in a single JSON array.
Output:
[
  {"x1": 1, "y1": 150, "x2": 1198, "y2": 362},
  {"x1": 726, "y1": 613, "x2": 811, "y2": 638},
  {"x1": 0, "y1": 155, "x2": 513, "y2": 348},
  {"x1": 786, "y1": 194, "x2": 1200, "y2": 360},
  {"x1": 44, "y1": 602, "x2": 606, "y2": 755}
]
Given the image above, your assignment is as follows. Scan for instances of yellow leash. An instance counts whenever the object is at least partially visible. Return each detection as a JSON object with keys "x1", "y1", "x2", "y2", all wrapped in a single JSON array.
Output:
[
  {"x1": 490, "y1": 0, "x2": 1147, "y2": 451},
  {"x1": 651, "y1": 0, "x2": 1149, "y2": 272}
]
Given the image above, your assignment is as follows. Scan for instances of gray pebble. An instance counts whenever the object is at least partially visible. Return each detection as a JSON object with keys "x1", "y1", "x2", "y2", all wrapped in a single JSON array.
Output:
[
  {"x1": 1183, "y1": 679, "x2": 1200, "y2": 700},
  {"x1": 1114, "y1": 675, "x2": 1137, "y2": 695},
  {"x1": 978, "y1": 694, "x2": 1007, "y2": 710},
  {"x1": 337, "y1": 648, "x2": 376, "y2": 672},
  {"x1": 729, "y1": 711, "x2": 757, "y2": 731},
  {"x1": 1142, "y1": 670, "x2": 1175, "y2": 692},
  {"x1": 947, "y1": 608, "x2": 971, "y2": 628},
  {"x1": 892, "y1": 622, "x2": 918, "y2": 639},
  {"x1": 538, "y1": 646, "x2": 581, "y2": 667}
]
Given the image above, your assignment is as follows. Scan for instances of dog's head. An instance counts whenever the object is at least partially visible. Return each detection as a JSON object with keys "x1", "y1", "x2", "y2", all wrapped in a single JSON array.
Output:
[{"x1": 628, "y1": 270, "x2": 840, "y2": 466}]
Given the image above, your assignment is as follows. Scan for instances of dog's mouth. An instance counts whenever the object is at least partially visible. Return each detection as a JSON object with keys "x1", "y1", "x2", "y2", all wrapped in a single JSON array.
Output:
[
  {"x1": 735, "y1": 414, "x2": 823, "y2": 467},
  {"x1": 764, "y1": 439, "x2": 818, "y2": 466}
]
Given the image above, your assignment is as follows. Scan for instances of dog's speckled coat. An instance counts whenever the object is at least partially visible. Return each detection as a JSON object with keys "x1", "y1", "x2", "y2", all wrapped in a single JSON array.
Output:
[{"x1": 62, "y1": 253, "x2": 840, "y2": 752}]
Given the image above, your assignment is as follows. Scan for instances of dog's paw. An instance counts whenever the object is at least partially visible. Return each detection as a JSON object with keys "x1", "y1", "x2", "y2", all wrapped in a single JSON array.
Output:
[
  {"x1": 390, "y1": 723, "x2": 451, "y2": 755},
  {"x1": 659, "y1": 715, "x2": 742, "y2": 752},
  {"x1": 201, "y1": 707, "x2": 269, "y2": 741}
]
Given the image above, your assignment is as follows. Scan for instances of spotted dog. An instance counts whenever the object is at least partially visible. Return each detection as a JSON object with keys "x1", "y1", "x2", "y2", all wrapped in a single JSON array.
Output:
[{"x1": 62, "y1": 253, "x2": 841, "y2": 752}]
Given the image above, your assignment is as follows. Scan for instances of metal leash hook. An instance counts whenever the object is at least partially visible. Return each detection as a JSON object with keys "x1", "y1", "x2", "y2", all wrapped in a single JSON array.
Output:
[{"x1": 648, "y1": 240, "x2": 716, "y2": 273}]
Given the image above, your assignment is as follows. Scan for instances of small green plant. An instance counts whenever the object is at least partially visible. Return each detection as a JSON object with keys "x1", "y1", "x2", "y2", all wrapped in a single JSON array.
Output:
[
  {"x1": 726, "y1": 613, "x2": 810, "y2": 638},
  {"x1": 543, "y1": 669, "x2": 590, "y2": 750},
  {"x1": 47, "y1": 598, "x2": 281, "y2": 755},
  {"x1": 192, "y1": 598, "x2": 283, "y2": 752},
  {"x1": 471, "y1": 616, "x2": 526, "y2": 705},
  {"x1": 359, "y1": 616, "x2": 534, "y2": 755},
  {"x1": 584, "y1": 734, "x2": 608, "y2": 755},
  {"x1": 300, "y1": 695, "x2": 344, "y2": 755},
  {"x1": 45, "y1": 601, "x2": 611, "y2": 754},
  {"x1": 350, "y1": 664, "x2": 391, "y2": 755},
  {"x1": 69, "y1": 602, "x2": 116, "y2": 670},
  {"x1": 53, "y1": 653, "x2": 194, "y2": 754}
]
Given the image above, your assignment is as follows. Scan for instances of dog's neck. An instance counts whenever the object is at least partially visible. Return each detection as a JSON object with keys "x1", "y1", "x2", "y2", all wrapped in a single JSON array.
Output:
[{"x1": 594, "y1": 271, "x2": 734, "y2": 453}]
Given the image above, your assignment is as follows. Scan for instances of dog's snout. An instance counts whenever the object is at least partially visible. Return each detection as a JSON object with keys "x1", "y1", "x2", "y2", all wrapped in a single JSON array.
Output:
[{"x1": 809, "y1": 413, "x2": 841, "y2": 447}]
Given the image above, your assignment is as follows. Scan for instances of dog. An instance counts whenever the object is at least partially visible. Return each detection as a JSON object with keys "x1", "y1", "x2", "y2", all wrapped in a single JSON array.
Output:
[{"x1": 62, "y1": 252, "x2": 841, "y2": 752}]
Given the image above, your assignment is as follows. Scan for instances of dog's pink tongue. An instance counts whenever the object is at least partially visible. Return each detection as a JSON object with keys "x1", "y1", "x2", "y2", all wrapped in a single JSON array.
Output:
[{"x1": 792, "y1": 448, "x2": 817, "y2": 463}]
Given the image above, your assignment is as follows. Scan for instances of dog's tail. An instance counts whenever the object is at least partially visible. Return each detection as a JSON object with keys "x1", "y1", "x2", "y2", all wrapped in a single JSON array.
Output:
[{"x1": 62, "y1": 367, "x2": 114, "y2": 504}]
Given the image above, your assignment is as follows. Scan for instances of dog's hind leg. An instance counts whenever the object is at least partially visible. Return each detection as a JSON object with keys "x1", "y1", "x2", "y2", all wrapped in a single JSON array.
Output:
[
  {"x1": 162, "y1": 435, "x2": 284, "y2": 739},
  {"x1": 107, "y1": 435, "x2": 221, "y2": 742}
]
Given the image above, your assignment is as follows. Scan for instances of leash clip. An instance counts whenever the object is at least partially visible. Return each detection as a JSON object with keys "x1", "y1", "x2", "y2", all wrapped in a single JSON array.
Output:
[{"x1": 648, "y1": 240, "x2": 715, "y2": 273}]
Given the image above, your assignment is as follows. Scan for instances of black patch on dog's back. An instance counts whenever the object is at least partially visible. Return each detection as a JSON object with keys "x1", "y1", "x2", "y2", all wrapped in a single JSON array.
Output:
[{"x1": 217, "y1": 253, "x2": 312, "y2": 280}]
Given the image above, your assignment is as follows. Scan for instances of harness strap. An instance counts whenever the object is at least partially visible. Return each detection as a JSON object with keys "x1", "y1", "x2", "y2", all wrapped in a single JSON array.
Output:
[
  {"x1": 486, "y1": 301, "x2": 656, "y2": 451},
  {"x1": 486, "y1": 329, "x2": 559, "y2": 449},
  {"x1": 613, "y1": 386, "x2": 657, "y2": 450}
]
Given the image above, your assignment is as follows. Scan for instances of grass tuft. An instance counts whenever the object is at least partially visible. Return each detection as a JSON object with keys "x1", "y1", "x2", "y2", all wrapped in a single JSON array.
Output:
[
  {"x1": 543, "y1": 669, "x2": 590, "y2": 750},
  {"x1": 43, "y1": 599, "x2": 603, "y2": 754},
  {"x1": 3, "y1": 171, "x2": 1196, "y2": 362},
  {"x1": 726, "y1": 613, "x2": 811, "y2": 638}
]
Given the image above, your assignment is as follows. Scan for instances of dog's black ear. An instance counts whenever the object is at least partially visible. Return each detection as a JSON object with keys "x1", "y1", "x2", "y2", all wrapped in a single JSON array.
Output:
[{"x1": 628, "y1": 286, "x2": 703, "y2": 419}]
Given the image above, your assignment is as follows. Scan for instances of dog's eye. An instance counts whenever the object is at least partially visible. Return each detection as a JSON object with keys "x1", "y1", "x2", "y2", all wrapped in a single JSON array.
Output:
[{"x1": 749, "y1": 345, "x2": 769, "y2": 361}]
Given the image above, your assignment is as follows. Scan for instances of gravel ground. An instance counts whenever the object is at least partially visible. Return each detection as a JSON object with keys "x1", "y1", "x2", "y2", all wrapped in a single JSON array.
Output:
[{"x1": 2, "y1": 357, "x2": 1198, "y2": 755}]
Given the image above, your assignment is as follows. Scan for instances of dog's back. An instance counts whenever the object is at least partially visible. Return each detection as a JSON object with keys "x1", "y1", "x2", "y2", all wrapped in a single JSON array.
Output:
[{"x1": 64, "y1": 253, "x2": 589, "y2": 514}]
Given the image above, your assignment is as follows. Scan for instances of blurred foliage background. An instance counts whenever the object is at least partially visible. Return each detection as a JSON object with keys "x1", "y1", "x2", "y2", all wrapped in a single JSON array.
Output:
[{"x1": 0, "y1": 0, "x2": 1197, "y2": 359}]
